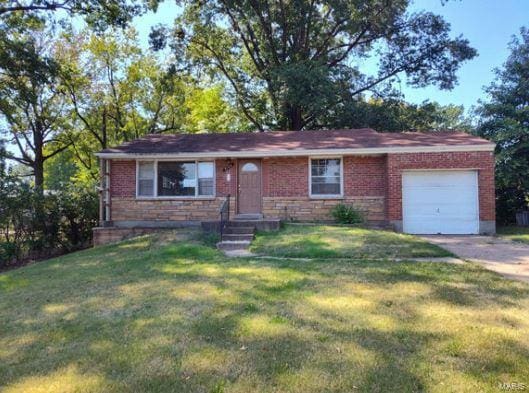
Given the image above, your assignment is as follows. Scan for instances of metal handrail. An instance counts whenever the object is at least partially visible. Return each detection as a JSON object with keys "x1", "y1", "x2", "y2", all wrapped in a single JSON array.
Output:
[{"x1": 219, "y1": 194, "x2": 230, "y2": 238}]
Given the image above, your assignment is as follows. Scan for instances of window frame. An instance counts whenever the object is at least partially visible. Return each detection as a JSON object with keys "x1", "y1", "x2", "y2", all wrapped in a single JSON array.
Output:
[
  {"x1": 136, "y1": 161, "x2": 156, "y2": 197},
  {"x1": 135, "y1": 159, "x2": 216, "y2": 199},
  {"x1": 308, "y1": 156, "x2": 344, "y2": 199}
]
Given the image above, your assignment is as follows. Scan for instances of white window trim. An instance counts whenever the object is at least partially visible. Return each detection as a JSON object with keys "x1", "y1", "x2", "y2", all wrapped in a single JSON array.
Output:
[
  {"x1": 136, "y1": 159, "x2": 216, "y2": 199},
  {"x1": 308, "y1": 156, "x2": 344, "y2": 199}
]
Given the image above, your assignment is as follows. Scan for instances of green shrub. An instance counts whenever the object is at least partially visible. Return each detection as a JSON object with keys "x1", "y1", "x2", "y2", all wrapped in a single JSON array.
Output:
[
  {"x1": 0, "y1": 178, "x2": 98, "y2": 268},
  {"x1": 330, "y1": 203, "x2": 364, "y2": 224}
]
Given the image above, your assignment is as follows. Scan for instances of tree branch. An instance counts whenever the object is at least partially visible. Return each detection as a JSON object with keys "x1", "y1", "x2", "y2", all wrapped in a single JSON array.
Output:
[
  {"x1": 192, "y1": 37, "x2": 264, "y2": 131},
  {"x1": 0, "y1": 1, "x2": 73, "y2": 15}
]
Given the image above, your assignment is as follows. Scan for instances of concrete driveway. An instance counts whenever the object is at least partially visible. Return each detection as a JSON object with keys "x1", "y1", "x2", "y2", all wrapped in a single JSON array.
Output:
[{"x1": 422, "y1": 235, "x2": 529, "y2": 283}]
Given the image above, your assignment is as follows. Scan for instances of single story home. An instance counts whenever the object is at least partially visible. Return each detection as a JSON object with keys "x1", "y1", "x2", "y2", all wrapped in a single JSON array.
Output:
[{"x1": 93, "y1": 128, "x2": 495, "y2": 245}]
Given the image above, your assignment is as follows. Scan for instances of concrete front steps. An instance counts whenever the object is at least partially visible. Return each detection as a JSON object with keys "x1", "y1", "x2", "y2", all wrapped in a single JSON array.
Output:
[{"x1": 216, "y1": 218, "x2": 280, "y2": 252}]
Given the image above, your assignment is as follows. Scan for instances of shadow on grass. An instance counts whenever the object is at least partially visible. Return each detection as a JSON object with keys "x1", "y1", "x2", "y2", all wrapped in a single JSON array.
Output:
[
  {"x1": 251, "y1": 224, "x2": 453, "y2": 259},
  {"x1": 1, "y1": 234, "x2": 529, "y2": 392}
]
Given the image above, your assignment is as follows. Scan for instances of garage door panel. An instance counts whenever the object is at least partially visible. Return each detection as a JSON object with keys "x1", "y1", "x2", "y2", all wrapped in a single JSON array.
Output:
[
  {"x1": 438, "y1": 219, "x2": 477, "y2": 235},
  {"x1": 404, "y1": 218, "x2": 440, "y2": 235},
  {"x1": 402, "y1": 171, "x2": 478, "y2": 235}
]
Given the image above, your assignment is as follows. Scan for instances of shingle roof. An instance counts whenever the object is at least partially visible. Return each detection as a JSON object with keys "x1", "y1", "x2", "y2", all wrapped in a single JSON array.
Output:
[{"x1": 97, "y1": 128, "x2": 494, "y2": 156}]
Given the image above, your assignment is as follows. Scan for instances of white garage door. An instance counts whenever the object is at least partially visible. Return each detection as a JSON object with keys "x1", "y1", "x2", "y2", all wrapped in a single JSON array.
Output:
[{"x1": 402, "y1": 171, "x2": 479, "y2": 235}]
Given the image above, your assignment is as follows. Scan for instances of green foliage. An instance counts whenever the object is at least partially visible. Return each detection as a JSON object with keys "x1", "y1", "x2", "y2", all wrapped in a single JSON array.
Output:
[
  {"x1": 330, "y1": 204, "x2": 364, "y2": 225},
  {"x1": 199, "y1": 231, "x2": 221, "y2": 248},
  {"x1": 476, "y1": 28, "x2": 529, "y2": 223},
  {"x1": 154, "y1": 0, "x2": 477, "y2": 130},
  {"x1": 0, "y1": 176, "x2": 98, "y2": 267},
  {"x1": 498, "y1": 226, "x2": 529, "y2": 244},
  {"x1": 323, "y1": 98, "x2": 471, "y2": 132},
  {"x1": 43, "y1": 147, "x2": 78, "y2": 190},
  {"x1": 0, "y1": 25, "x2": 72, "y2": 188},
  {"x1": 57, "y1": 27, "x2": 185, "y2": 179},
  {"x1": 0, "y1": 0, "x2": 159, "y2": 30},
  {"x1": 185, "y1": 85, "x2": 246, "y2": 133}
]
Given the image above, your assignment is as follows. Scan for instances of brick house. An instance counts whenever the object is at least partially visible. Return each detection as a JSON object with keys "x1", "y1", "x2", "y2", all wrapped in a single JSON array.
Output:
[{"x1": 93, "y1": 128, "x2": 495, "y2": 245}]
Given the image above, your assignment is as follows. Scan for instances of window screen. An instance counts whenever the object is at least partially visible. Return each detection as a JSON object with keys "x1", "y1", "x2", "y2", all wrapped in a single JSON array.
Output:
[
  {"x1": 310, "y1": 158, "x2": 341, "y2": 196},
  {"x1": 138, "y1": 162, "x2": 155, "y2": 196}
]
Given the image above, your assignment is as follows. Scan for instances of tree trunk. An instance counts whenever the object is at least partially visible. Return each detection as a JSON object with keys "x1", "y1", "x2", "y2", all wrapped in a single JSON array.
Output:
[
  {"x1": 288, "y1": 105, "x2": 303, "y2": 131},
  {"x1": 102, "y1": 106, "x2": 108, "y2": 148},
  {"x1": 33, "y1": 126, "x2": 45, "y2": 191},
  {"x1": 33, "y1": 160, "x2": 44, "y2": 190}
]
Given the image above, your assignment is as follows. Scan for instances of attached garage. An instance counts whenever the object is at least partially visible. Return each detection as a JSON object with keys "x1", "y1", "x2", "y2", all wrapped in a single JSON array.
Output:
[{"x1": 402, "y1": 170, "x2": 479, "y2": 235}]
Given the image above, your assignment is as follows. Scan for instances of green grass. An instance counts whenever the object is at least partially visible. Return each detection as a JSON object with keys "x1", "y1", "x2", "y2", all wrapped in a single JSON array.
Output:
[
  {"x1": 1, "y1": 229, "x2": 529, "y2": 392},
  {"x1": 498, "y1": 226, "x2": 529, "y2": 244},
  {"x1": 250, "y1": 224, "x2": 452, "y2": 259}
]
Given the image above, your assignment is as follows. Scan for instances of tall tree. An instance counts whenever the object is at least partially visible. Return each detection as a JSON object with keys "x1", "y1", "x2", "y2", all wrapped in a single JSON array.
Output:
[
  {"x1": 152, "y1": 0, "x2": 477, "y2": 130},
  {"x1": 476, "y1": 27, "x2": 529, "y2": 223},
  {"x1": 57, "y1": 28, "x2": 187, "y2": 179},
  {"x1": 185, "y1": 85, "x2": 249, "y2": 133},
  {"x1": 321, "y1": 98, "x2": 470, "y2": 132},
  {"x1": 0, "y1": 28, "x2": 72, "y2": 189},
  {"x1": 0, "y1": 0, "x2": 159, "y2": 29}
]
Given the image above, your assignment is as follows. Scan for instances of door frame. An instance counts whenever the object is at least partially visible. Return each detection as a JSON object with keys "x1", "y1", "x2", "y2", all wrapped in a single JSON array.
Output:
[
  {"x1": 237, "y1": 159, "x2": 263, "y2": 214},
  {"x1": 401, "y1": 169, "x2": 480, "y2": 235}
]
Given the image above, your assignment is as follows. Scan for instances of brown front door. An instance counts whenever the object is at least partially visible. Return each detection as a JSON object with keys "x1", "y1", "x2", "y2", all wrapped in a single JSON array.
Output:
[{"x1": 238, "y1": 160, "x2": 262, "y2": 214}]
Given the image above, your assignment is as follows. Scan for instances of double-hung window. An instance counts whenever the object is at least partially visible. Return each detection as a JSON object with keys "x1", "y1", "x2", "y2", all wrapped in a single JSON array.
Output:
[
  {"x1": 310, "y1": 158, "x2": 342, "y2": 197},
  {"x1": 138, "y1": 162, "x2": 155, "y2": 197},
  {"x1": 136, "y1": 161, "x2": 215, "y2": 198}
]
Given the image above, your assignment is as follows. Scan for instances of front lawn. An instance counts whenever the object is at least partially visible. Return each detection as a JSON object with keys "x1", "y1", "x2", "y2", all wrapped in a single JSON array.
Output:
[
  {"x1": 251, "y1": 224, "x2": 452, "y2": 259},
  {"x1": 498, "y1": 226, "x2": 529, "y2": 244},
  {"x1": 1, "y1": 230, "x2": 528, "y2": 392}
]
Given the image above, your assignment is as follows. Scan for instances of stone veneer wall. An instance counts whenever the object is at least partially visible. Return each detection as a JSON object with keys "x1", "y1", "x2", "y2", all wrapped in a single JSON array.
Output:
[
  {"x1": 93, "y1": 227, "x2": 161, "y2": 246},
  {"x1": 111, "y1": 197, "x2": 234, "y2": 222},
  {"x1": 262, "y1": 196, "x2": 385, "y2": 222}
]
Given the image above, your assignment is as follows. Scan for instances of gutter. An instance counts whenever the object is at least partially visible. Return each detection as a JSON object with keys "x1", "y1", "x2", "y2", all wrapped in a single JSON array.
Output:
[{"x1": 95, "y1": 144, "x2": 495, "y2": 160}]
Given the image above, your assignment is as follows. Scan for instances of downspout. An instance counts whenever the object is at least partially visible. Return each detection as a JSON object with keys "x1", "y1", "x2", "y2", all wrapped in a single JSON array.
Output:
[{"x1": 98, "y1": 158, "x2": 111, "y2": 226}]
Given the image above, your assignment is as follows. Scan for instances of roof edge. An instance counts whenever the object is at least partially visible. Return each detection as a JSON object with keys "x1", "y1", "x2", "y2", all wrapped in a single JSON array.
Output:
[{"x1": 95, "y1": 143, "x2": 495, "y2": 159}]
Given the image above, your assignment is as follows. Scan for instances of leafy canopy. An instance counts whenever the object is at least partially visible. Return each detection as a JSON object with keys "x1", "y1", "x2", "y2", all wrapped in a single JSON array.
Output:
[
  {"x1": 476, "y1": 27, "x2": 529, "y2": 223},
  {"x1": 152, "y1": 0, "x2": 477, "y2": 130},
  {"x1": 0, "y1": 0, "x2": 160, "y2": 30}
]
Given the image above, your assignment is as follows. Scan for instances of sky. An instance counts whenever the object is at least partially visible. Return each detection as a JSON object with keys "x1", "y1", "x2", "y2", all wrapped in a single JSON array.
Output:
[
  {"x1": 133, "y1": 0, "x2": 529, "y2": 112},
  {"x1": 5, "y1": 0, "x2": 529, "y2": 159}
]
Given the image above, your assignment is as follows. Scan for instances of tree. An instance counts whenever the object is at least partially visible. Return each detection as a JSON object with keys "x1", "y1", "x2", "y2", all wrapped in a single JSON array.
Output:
[
  {"x1": 152, "y1": 0, "x2": 477, "y2": 130},
  {"x1": 185, "y1": 85, "x2": 249, "y2": 133},
  {"x1": 57, "y1": 28, "x2": 187, "y2": 179},
  {"x1": 0, "y1": 27, "x2": 72, "y2": 190},
  {"x1": 476, "y1": 27, "x2": 529, "y2": 223},
  {"x1": 0, "y1": 0, "x2": 159, "y2": 30},
  {"x1": 320, "y1": 98, "x2": 470, "y2": 132}
]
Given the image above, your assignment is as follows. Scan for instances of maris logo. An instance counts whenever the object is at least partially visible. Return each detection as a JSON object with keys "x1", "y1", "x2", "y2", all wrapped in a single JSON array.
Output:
[{"x1": 499, "y1": 382, "x2": 527, "y2": 391}]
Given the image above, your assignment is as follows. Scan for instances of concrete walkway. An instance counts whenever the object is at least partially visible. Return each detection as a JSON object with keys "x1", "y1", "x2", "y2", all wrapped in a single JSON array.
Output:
[{"x1": 422, "y1": 235, "x2": 529, "y2": 283}]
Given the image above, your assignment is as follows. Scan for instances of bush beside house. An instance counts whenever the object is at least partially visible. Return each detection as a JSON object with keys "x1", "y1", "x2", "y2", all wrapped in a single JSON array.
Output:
[{"x1": 0, "y1": 181, "x2": 98, "y2": 268}]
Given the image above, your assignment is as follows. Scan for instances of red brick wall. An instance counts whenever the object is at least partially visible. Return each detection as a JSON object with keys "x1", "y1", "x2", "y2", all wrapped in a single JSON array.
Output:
[
  {"x1": 261, "y1": 156, "x2": 387, "y2": 198},
  {"x1": 110, "y1": 160, "x2": 136, "y2": 197},
  {"x1": 215, "y1": 159, "x2": 237, "y2": 197},
  {"x1": 386, "y1": 151, "x2": 495, "y2": 221},
  {"x1": 109, "y1": 159, "x2": 234, "y2": 198},
  {"x1": 109, "y1": 156, "x2": 388, "y2": 200},
  {"x1": 344, "y1": 156, "x2": 386, "y2": 197},
  {"x1": 262, "y1": 157, "x2": 308, "y2": 197}
]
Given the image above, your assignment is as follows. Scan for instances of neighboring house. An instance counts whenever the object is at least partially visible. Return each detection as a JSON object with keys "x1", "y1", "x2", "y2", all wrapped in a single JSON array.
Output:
[{"x1": 93, "y1": 128, "x2": 495, "y2": 245}]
